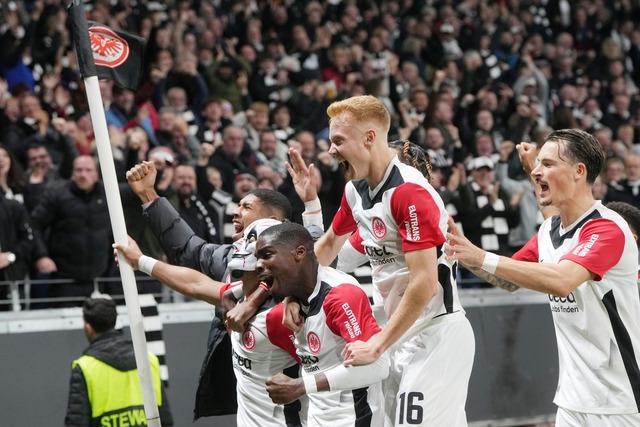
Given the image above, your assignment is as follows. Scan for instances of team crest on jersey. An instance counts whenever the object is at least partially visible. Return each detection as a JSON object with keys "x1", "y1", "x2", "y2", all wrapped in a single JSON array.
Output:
[
  {"x1": 242, "y1": 329, "x2": 256, "y2": 350},
  {"x1": 372, "y1": 217, "x2": 387, "y2": 239},
  {"x1": 89, "y1": 26, "x2": 129, "y2": 67},
  {"x1": 307, "y1": 331, "x2": 321, "y2": 354}
]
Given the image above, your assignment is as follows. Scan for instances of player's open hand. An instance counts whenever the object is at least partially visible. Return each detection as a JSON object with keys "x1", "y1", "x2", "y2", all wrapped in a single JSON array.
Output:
[
  {"x1": 285, "y1": 148, "x2": 317, "y2": 203},
  {"x1": 444, "y1": 217, "x2": 484, "y2": 269}
]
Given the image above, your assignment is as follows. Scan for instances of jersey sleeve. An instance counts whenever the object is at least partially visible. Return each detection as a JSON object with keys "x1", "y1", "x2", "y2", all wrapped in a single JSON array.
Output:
[
  {"x1": 322, "y1": 284, "x2": 381, "y2": 343},
  {"x1": 390, "y1": 183, "x2": 446, "y2": 251},
  {"x1": 266, "y1": 303, "x2": 301, "y2": 363},
  {"x1": 512, "y1": 235, "x2": 539, "y2": 262},
  {"x1": 332, "y1": 190, "x2": 358, "y2": 237},
  {"x1": 561, "y1": 218, "x2": 625, "y2": 281}
]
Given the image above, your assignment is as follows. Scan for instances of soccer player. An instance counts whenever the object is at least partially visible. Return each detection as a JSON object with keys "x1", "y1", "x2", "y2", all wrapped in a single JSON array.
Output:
[
  {"x1": 446, "y1": 129, "x2": 640, "y2": 426},
  {"x1": 254, "y1": 222, "x2": 389, "y2": 427},
  {"x1": 114, "y1": 218, "x2": 305, "y2": 426},
  {"x1": 289, "y1": 95, "x2": 475, "y2": 426}
]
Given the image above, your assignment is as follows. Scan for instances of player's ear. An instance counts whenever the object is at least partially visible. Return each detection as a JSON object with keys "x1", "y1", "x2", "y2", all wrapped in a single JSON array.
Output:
[
  {"x1": 574, "y1": 163, "x2": 587, "y2": 181},
  {"x1": 293, "y1": 245, "x2": 306, "y2": 262}
]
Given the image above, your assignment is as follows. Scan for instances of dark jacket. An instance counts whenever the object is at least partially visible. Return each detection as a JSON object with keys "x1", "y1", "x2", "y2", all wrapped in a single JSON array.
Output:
[
  {"x1": 64, "y1": 330, "x2": 173, "y2": 427},
  {"x1": 31, "y1": 180, "x2": 112, "y2": 281},
  {"x1": 143, "y1": 197, "x2": 237, "y2": 418},
  {"x1": 0, "y1": 192, "x2": 33, "y2": 281},
  {"x1": 142, "y1": 197, "x2": 322, "y2": 419}
]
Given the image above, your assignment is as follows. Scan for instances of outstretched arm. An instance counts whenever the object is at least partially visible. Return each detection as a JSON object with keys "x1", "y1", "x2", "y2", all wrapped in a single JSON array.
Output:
[
  {"x1": 445, "y1": 219, "x2": 593, "y2": 296},
  {"x1": 114, "y1": 236, "x2": 224, "y2": 306}
]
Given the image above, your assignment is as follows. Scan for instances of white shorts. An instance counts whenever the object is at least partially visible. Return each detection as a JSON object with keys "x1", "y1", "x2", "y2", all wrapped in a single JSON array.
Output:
[
  {"x1": 383, "y1": 312, "x2": 475, "y2": 427},
  {"x1": 556, "y1": 407, "x2": 640, "y2": 427}
]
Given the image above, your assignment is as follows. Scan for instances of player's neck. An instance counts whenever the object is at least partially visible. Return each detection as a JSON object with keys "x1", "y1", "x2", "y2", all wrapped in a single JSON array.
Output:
[
  {"x1": 558, "y1": 193, "x2": 597, "y2": 228},
  {"x1": 366, "y1": 148, "x2": 395, "y2": 189}
]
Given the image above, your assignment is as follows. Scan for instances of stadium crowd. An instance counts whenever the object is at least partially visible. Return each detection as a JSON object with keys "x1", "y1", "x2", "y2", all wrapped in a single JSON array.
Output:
[{"x1": 2, "y1": 0, "x2": 640, "y2": 309}]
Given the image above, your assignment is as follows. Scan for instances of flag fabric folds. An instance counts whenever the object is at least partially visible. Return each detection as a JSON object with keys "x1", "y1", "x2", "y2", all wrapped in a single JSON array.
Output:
[{"x1": 67, "y1": 0, "x2": 145, "y2": 91}]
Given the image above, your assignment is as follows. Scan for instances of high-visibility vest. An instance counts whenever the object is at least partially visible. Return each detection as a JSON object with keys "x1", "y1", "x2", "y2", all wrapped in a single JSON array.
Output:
[{"x1": 73, "y1": 353, "x2": 163, "y2": 427}]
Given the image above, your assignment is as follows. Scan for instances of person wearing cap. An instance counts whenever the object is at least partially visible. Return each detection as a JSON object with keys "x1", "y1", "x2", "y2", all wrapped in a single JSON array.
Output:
[
  {"x1": 64, "y1": 296, "x2": 173, "y2": 427},
  {"x1": 453, "y1": 156, "x2": 521, "y2": 288},
  {"x1": 124, "y1": 158, "x2": 318, "y2": 420},
  {"x1": 233, "y1": 172, "x2": 258, "y2": 202},
  {"x1": 114, "y1": 219, "x2": 306, "y2": 426}
]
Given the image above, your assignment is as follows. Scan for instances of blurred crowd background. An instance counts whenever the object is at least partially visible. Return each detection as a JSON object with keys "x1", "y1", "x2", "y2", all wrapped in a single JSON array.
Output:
[{"x1": 2, "y1": 0, "x2": 640, "y2": 310}]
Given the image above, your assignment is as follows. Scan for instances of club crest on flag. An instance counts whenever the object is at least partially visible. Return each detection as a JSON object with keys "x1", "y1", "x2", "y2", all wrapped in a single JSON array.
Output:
[{"x1": 89, "y1": 26, "x2": 129, "y2": 68}]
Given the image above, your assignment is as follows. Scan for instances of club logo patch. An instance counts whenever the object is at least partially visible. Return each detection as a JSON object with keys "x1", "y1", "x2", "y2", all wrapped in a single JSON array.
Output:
[
  {"x1": 372, "y1": 217, "x2": 387, "y2": 239},
  {"x1": 89, "y1": 26, "x2": 129, "y2": 67},
  {"x1": 242, "y1": 329, "x2": 256, "y2": 350},
  {"x1": 307, "y1": 331, "x2": 321, "y2": 354}
]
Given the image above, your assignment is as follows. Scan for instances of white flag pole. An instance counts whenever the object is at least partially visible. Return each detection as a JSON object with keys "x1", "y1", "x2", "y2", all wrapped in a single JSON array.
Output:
[{"x1": 83, "y1": 75, "x2": 161, "y2": 427}]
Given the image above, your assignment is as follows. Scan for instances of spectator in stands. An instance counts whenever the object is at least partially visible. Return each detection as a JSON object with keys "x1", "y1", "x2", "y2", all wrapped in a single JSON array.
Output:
[
  {"x1": 4, "y1": 93, "x2": 78, "y2": 171},
  {"x1": 31, "y1": 156, "x2": 111, "y2": 307},
  {"x1": 254, "y1": 129, "x2": 287, "y2": 178},
  {"x1": 235, "y1": 101, "x2": 270, "y2": 151},
  {"x1": 203, "y1": 41, "x2": 252, "y2": 114},
  {"x1": 167, "y1": 117, "x2": 200, "y2": 166},
  {"x1": 0, "y1": 189, "x2": 33, "y2": 311},
  {"x1": 454, "y1": 156, "x2": 521, "y2": 287},
  {"x1": 196, "y1": 97, "x2": 231, "y2": 146},
  {"x1": 165, "y1": 87, "x2": 198, "y2": 136},
  {"x1": 607, "y1": 153, "x2": 640, "y2": 209},
  {"x1": 168, "y1": 164, "x2": 220, "y2": 245},
  {"x1": 207, "y1": 125, "x2": 255, "y2": 195},
  {"x1": 22, "y1": 144, "x2": 70, "y2": 213},
  {"x1": 0, "y1": 144, "x2": 25, "y2": 203},
  {"x1": 64, "y1": 297, "x2": 173, "y2": 427}
]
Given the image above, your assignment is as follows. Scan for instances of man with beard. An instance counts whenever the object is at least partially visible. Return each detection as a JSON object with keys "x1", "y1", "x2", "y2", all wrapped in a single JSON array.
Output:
[{"x1": 169, "y1": 164, "x2": 220, "y2": 244}]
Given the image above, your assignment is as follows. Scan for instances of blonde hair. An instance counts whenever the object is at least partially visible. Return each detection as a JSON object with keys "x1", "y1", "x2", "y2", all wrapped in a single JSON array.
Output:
[{"x1": 327, "y1": 95, "x2": 390, "y2": 132}]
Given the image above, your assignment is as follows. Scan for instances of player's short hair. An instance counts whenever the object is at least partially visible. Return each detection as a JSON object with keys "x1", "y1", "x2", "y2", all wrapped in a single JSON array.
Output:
[
  {"x1": 249, "y1": 188, "x2": 292, "y2": 220},
  {"x1": 260, "y1": 222, "x2": 314, "y2": 252},
  {"x1": 545, "y1": 129, "x2": 605, "y2": 184},
  {"x1": 327, "y1": 95, "x2": 390, "y2": 132},
  {"x1": 83, "y1": 298, "x2": 117, "y2": 334}
]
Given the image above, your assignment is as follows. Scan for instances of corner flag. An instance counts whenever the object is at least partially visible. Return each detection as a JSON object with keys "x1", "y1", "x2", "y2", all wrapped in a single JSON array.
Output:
[{"x1": 67, "y1": 0, "x2": 145, "y2": 90}]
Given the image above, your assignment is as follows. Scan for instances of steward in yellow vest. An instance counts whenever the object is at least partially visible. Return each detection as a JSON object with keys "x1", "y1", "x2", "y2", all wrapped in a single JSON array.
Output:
[{"x1": 64, "y1": 297, "x2": 173, "y2": 427}]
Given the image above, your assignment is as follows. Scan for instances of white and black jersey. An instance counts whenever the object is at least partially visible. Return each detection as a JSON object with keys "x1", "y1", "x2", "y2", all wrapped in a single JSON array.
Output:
[
  {"x1": 297, "y1": 266, "x2": 384, "y2": 427},
  {"x1": 332, "y1": 156, "x2": 464, "y2": 330},
  {"x1": 514, "y1": 201, "x2": 640, "y2": 414}
]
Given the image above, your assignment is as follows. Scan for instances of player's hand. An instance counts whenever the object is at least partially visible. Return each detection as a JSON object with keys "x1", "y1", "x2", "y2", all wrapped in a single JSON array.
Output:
[
  {"x1": 112, "y1": 236, "x2": 143, "y2": 270},
  {"x1": 266, "y1": 373, "x2": 305, "y2": 404},
  {"x1": 444, "y1": 217, "x2": 485, "y2": 268},
  {"x1": 225, "y1": 300, "x2": 258, "y2": 333},
  {"x1": 126, "y1": 161, "x2": 159, "y2": 203},
  {"x1": 516, "y1": 142, "x2": 537, "y2": 175},
  {"x1": 285, "y1": 148, "x2": 317, "y2": 204},
  {"x1": 341, "y1": 339, "x2": 382, "y2": 366},
  {"x1": 282, "y1": 297, "x2": 304, "y2": 332}
]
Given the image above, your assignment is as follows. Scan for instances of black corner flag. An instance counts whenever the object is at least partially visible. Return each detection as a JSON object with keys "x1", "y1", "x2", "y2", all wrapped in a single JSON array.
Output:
[{"x1": 67, "y1": 0, "x2": 145, "y2": 91}]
